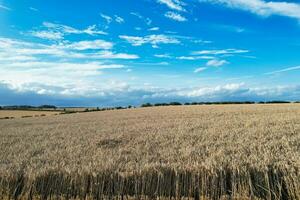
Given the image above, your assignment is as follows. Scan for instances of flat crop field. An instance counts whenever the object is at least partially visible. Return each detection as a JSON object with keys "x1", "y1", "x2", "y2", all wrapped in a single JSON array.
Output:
[
  {"x1": 0, "y1": 104, "x2": 300, "y2": 199},
  {"x1": 0, "y1": 110, "x2": 61, "y2": 119}
]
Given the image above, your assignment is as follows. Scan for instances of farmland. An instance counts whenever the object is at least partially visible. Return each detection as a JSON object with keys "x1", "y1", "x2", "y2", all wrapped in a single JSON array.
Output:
[
  {"x1": 0, "y1": 104, "x2": 300, "y2": 199},
  {"x1": 0, "y1": 110, "x2": 61, "y2": 119}
]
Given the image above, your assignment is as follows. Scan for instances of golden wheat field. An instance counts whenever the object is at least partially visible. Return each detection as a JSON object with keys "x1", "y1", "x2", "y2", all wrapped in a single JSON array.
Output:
[
  {"x1": 0, "y1": 110, "x2": 60, "y2": 119},
  {"x1": 0, "y1": 104, "x2": 300, "y2": 199}
]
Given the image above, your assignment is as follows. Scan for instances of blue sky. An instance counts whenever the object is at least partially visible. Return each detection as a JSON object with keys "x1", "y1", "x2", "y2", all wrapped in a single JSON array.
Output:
[{"x1": 0, "y1": 0, "x2": 300, "y2": 106}]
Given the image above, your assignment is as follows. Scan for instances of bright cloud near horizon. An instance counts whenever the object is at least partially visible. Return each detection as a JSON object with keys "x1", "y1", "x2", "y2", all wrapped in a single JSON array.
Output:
[{"x1": 0, "y1": 0, "x2": 300, "y2": 106}]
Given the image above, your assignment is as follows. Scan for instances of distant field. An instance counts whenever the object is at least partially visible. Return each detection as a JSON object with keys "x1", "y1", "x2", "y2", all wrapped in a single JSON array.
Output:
[
  {"x1": 0, "y1": 104, "x2": 300, "y2": 199},
  {"x1": 0, "y1": 110, "x2": 61, "y2": 119}
]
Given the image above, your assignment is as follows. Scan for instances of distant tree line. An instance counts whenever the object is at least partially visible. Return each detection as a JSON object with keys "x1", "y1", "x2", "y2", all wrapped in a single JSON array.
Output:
[
  {"x1": 141, "y1": 101, "x2": 296, "y2": 107},
  {"x1": 82, "y1": 105, "x2": 134, "y2": 112},
  {"x1": 0, "y1": 105, "x2": 57, "y2": 110}
]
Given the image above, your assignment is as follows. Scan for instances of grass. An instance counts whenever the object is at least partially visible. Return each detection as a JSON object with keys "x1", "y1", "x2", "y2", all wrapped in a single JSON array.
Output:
[{"x1": 0, "y1": 104, "x2": 300, "y2": 199}]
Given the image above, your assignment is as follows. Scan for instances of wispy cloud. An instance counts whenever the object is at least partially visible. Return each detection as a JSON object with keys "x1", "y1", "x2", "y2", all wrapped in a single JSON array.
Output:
[
  {"x1": 93, "y1": 51, "x2": 139, "y2": 59},
  {"x1": 206, "y1": 59, "x2": 229, "y2": 67},
  {"x1": 130, "y1": 12, "x2": 143, "y2": 19},
  {"x1": 29, "y1": 7, "x2": 38, "y2": 12},
  {"x1": 176, "y1": 56, "x2": 215, "y2": 60},
  {"x1": 148, "y1": 27, "x2": 160, "y2": 31},
  {"x1": 100, "y1": 13, "x2": 113, "y2": 24},
  {"x1": 31, "y1": 31, "x2": 64, "y2": 40},
  {"x1": 101, "y1": 13, "x2": 125, "y2": 24},
  {"x1": 165, "y1": 11, "x2": 187, "y2": 22},
  {"x1": 194, "y1": 67, "x2": 207, "y2": 73},
  {"x1": 32, "y1": 22, "x2": 107, "y2": 40},
  {"x1": 44, "y1": 22, "x2": 107, "y2": 35},
  {"x1": 119, "y1": 34, "x2": 180, "y2": 48},
  {"x1": 157, "y1": 0, "x2": 186, "y2": 11},
  {"x1": 64, "y1": 40, "x2": 113, "y2": 50},
  {"x1": 213, "y1": 24, "x2": 246, "y2": 33},
  {"x1": 130, "y1": 12, "x2": 152, "y2": 26},
  {"x1": 155, "y1": 54, "x2": 172, "y2": 58},
  {"x1": 193, "y1": 40, "x2": 213, "y2": 44},
  {"x1": 200, "y1": 0, "x2": 300, "y2": 21},
  {"x1": 192, "y1": 49, "x2": 249, "y2": 55},
  {"x1": 0, "y1": 37, "x2": 139, "y2": 61},
  {"x1": 266, "y1": 66, "x2": 300, "y2": 75},
  {"x1": 115, "y1": 15, "x2": 125, "y2": 23},
  {"x1": 0, "y1": 4, "x2": 11, "y2": 11}
]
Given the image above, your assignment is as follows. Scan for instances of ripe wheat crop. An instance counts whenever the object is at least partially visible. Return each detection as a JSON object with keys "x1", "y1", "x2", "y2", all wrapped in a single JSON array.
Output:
[
  {"x1": 0, "y1": 110, "x2": 60, "y2": 119},
  {"x1": 0, "y1": 104, "x2": 300, "y2": 199}
]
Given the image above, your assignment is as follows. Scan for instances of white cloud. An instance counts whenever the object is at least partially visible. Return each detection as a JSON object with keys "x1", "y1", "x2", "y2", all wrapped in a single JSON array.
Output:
[
  {"x1": 64, "y1": 40, "x2": 113, "y2": 50},
  {"x1": 101, "y1": 13, "x2": 125, "y2": 24},
  {"x1": 0, "y1": 61, "x2": 125, "y2": 91},
  {"x1": 29, "y1": 7, "x2": 38, "y2": 12},
  {"x1": 0, "y1": 4, "x2": 11, "y2": 10},
  {"x1": 157, "y1": 0, "x2": 186, "y2": 11},
  {"x1": 41, "y1": 22, "x2": 107, "y2": 38},
  {"x1": 155, "y1": 54, "x2": 172, "y2": 58},
  {"x1": 130, "y1": 12, "x2": 143, "y2": 19},
  {"x1": 146, "y1": 18, "x2": 152, "y2": 26},
  {"x1": 119, "y1": 34, "x2": 180, "y2": 48},
  {"x1": 200, "y1": 0, "x2": 300, "y2": 21},
  {"x1": 93, "y1": 51, "x2": 139, "y2": 59},
  {"x1": 0, "y1": 37, "x2": 141, "y2": 62},
  {"x1": 130, "y1": 12, "x2": 152, "y2": 26},
  {"x1": 1, "y1": 79, "x2": 300, "y2": 106},
  {"x1": 31, "y1": 31, "x2": 64, "y2": 40},
  {"x1": 206, "y1": 59, "x2": 229, "y2": 67},
  {"x1": 164, "y1": 11, "x2": 187, "y2": 22},
  {"x1": 83, "y1": 25, "x2": 107, "y2": 35},
  {"x1": 176, "y1": 56, "x2": 215, "y2": 60},
  {"x1": 214, "y1": 24, "x2": 246, "y2": 33},
  {"x1": 192, "y1": 49, "x2": 249, "y2": 55},
  {"x1": 148, "y1": 27, "x2": 160, "y2": 31},
  {"x1": 193, "y1": 40, "x2": 213, "y2": 44},
  {"x1": 266, "y1": 66, "x2": 300, "y2": 75},
  {"x1": 194, "y1": 67, "x2": 207, "y2": 73},
  {"x1": 0, "y1": 37, "x2": 140, "y2": 62},
  {"x1": 115, "y1": 15, "x2": 125, "y2": 23},
  {"x1": 100, "y1": 13, "x2": 113, "y2": 24}
]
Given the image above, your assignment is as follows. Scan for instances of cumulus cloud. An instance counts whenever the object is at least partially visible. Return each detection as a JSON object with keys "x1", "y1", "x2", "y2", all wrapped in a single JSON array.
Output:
[
  {"x1": 200, "y1": 0, "x2": 300, "y2": 21},
  {"x1": 164, "y1": 11, "x2": 187, "y2": 21},
  {"x1": 0, "y1": 36, "x2": 139, "y2": 101},
  {"x1": 119, "y1": 34, "x2": 180, "y2": 48},
  {"x1": 1, "y1": 81, "x2": 300, "y2": 107}
]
